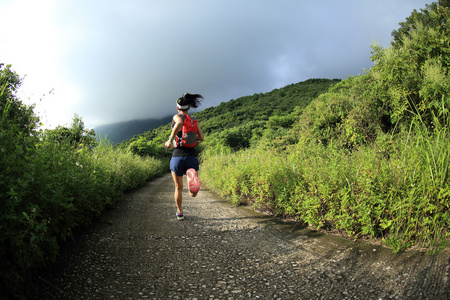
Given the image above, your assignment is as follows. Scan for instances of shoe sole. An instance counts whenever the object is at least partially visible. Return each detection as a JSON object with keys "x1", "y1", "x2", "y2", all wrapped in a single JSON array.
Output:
[{"x1": 186, "y1": 168, "x2": 201, "y2": 194}]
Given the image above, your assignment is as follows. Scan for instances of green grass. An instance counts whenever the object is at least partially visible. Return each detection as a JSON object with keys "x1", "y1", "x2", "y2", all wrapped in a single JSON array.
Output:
[{"x1": 201, "y1": 117, "x2": 450, "y2": 253}]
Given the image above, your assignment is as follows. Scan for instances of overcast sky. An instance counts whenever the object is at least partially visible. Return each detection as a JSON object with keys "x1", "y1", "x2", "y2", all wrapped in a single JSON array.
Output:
[{"x1": 0, "y1": 0, "x2": 431, "y2": 129}]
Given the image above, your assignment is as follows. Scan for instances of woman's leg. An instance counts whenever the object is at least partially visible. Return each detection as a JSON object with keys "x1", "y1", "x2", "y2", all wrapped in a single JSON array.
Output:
[{"x1": 171, "y1": 171, "x2": 184, "y2": 213}]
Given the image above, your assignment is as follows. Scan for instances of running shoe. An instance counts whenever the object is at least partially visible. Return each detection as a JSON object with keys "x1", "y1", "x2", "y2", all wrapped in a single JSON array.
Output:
[
  {"x1": 176, "y1": 211, "x2": 184, "y2": 220},
  {"x1": 186, "y1": 168, "x2": 201, "y2": 194}
]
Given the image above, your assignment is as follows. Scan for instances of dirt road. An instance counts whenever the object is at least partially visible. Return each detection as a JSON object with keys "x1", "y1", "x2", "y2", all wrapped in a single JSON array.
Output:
[{"x1": 36, "y1": 173, "x2": 450, "y2": 299}]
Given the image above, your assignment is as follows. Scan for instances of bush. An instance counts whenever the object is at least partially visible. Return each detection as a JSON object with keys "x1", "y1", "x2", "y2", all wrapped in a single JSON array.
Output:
[
  {"x1": 370, "y1": 4, "x2": 450, "y2": 126},
  {"x1": 128, "y1": 136, "x2": 167, "y2": 158},
  {"x1": 1, "y1": 131, "x2": 168, "y2": 298}
]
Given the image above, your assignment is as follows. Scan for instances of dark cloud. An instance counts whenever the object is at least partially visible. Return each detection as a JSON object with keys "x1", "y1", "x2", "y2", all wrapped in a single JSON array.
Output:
[{"x1": 36, "y1": 1, "x2": 432, "y2": 127}]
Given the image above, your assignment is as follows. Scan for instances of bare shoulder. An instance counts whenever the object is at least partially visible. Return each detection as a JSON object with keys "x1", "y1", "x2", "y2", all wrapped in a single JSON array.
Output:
[{"x1": 173, "y1": 114, "x2": 183, "y2": 123}]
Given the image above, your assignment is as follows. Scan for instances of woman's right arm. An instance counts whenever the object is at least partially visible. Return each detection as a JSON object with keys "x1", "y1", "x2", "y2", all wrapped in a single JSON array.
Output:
[
  {"x1": 165, "y1": 115, "x2": 183, "y2": 148},
  {"x1": 196, "y1": 124, "x2": 204, "y2": 142}
]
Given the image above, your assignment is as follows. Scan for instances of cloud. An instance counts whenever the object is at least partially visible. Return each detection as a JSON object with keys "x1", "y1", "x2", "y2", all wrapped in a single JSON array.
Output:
[{"x1": 0, "y1": 0, "x2": 430, "y2": 128}]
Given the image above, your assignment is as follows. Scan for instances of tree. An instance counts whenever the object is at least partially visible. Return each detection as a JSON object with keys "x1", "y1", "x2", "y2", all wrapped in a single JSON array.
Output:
[
  {"x1": 0, "y1": 64, "x2": 42, "y2": 298},
  {"x1": 391, "y1": 2, "x2": 450, "y2": 49},
  {"x1": 372, "y1": 3, "x2": 450, "y2": 125},
  {"x1": 0, "y1": 64, "x2": 39, "y2": 135},
  {"x1": 43, "y1": 114, "x2": 97, "y2": 149}
]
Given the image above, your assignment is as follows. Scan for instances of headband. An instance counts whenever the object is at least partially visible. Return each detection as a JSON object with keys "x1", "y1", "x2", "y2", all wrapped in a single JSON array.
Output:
[{"x1": 177, "y1": 103, "x2": 190, "y2": 110}]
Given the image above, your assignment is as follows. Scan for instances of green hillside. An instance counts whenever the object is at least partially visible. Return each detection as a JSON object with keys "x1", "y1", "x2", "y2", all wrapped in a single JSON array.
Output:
[{"x1": 117, "y1": 78, "x2": 340, "y2": 152}]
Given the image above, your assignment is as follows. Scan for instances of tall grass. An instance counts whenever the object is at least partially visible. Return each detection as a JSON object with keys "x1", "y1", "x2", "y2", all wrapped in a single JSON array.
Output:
[
  {"x1": 201, "y1": 147, "x2": 299, "y2": 213},
  {"x1": 201, "y1": 115, "x2": 450, "y2": 253},
  {"x1": 385, "y1": 114, "x2": 450, "y2": 252}
]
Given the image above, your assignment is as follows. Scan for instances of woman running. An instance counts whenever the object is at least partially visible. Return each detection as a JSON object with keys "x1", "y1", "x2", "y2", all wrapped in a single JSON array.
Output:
[{"x1": 164, "y1": 93, "x2": 204, "y2": 220}]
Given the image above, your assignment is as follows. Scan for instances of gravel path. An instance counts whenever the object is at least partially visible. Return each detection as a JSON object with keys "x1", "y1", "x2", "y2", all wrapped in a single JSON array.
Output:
[{"x1": 36, "y1": 173, "x2": 450, "y2": 299}]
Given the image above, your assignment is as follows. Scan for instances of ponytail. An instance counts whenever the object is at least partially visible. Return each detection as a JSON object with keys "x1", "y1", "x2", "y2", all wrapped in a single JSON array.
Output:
[{"x1": 177, "y1": 93, "x2": 203, "y2": 109}]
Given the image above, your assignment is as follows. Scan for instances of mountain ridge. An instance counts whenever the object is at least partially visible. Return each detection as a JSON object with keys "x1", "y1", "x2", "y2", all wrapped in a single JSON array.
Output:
[
  {"x1": 94, "y1": 116, "x2": 172, "y2": 145},
  {"x1": 111, "y1": 78, "x2": 341, "y2": 147}
]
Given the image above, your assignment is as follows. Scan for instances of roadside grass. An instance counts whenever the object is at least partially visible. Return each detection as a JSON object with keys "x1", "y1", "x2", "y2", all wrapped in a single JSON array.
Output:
[
  {"x1": 200, "y1": 117, "x2": 450, "y2": 254},
  {"x1": 0, "y1": 133, "x2": 168, "y2": 298}
]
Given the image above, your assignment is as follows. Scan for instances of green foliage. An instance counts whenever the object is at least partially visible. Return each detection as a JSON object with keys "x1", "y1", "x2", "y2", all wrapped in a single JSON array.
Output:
[
  {"x1": 291, "y1": 74, "x2": 391, "y2": 148},
  {"x1": 128, "y1": 136, "x2": 167, "y2": 157},
  {"x1": 391, "y1": 2, "x2": 449, "y2": 49},
  {"x1": 201, "y1": 148, "x2": 299, "y2": 212},
  {"x1": 0, "y1": 65, "x2": 42, "y2": 298},
  {"x1": 372, "y1": 3, "x2": 450, "y2": 126},
  {"x1": 199, "y1": 78, "x2": 340, "y2": 136},
  {"x1": 202, "y1": 118, "x2": 450, "y2": 253},
  {"x1": 0, "y1": 64, "x2": 39, "y2": 135},
  {"x1": 266, "y1": 113, "x2": 297, "y2": 128},
  {"x1": 44, "y1": 114, "x2": 97, "y2": 149},
  {"x1": 212, "y1": 121, "x2": 265, "y2": 150}
]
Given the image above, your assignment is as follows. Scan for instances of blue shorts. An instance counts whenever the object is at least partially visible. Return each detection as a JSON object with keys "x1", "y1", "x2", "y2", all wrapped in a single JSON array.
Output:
[{"x1": 170, "y1": 156, "x2": 199, "y2": 177}]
